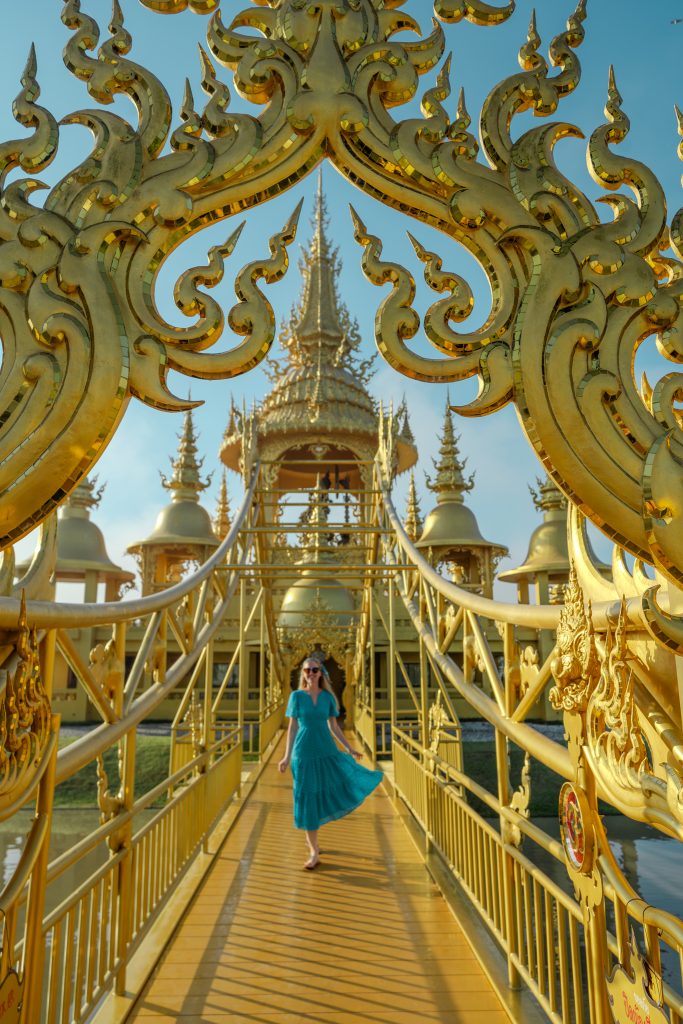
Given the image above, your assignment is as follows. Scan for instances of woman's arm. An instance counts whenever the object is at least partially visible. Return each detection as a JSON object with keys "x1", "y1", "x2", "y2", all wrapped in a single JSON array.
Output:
[
  {"x1": 278, "y1": 718, "x2": 298, "y2": 772},
  {"x1": 328, "y1": 718, "x2": 362, "y2": 761}
]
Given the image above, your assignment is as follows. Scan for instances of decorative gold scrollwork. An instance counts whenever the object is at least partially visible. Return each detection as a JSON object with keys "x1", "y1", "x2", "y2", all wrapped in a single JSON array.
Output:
[
  {"x1": 0, "y1": 0, "x2": 304, "y2": 546},
  {"x1": 503, "y1": 752, "x2": 531, "y2": 849},
  {"x1": 0, "y1": 594, "x2": 52, "y2": 809},
  {"x1": 549, "y1": 566, "x2": 600, "y2": 715},
  {"x1": 552, "y1": 568, "x2": 683, "y2": 838},
  {"x1": 1, "y1": 0, "x2": 682, "y2": 630},
  {"x1": 428, "y1": 692, "x2": 447, "y2": 755}
]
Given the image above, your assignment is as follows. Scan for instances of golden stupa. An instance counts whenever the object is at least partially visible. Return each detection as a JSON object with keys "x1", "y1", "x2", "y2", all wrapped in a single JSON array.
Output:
[
  {"x1": 220, "y1": 180, "x2": 418, "y2": 670},
  {"x1": 128, "y1": 408, "x2": 218, "y2": 593},
  {"x1": 220, "y1": 175, "x2": 417, "y2": 491},
  {"x1": 417, "y1": 401, "x2": 508, "y2": 597},
  {"x1": 277, "y1": 490, "x2": 357, "y2": 631},
  {"x1": 498, "y1": 474, "x2": 608, "y2": 604},
  {"x1": 17, "y1": 476, "x2": 134, "y2": 601}
]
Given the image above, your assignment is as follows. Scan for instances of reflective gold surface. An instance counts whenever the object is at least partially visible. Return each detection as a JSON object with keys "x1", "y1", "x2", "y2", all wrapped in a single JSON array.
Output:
[
  {"x1": 2, "y1": 0, "x2": 681, "y2": 602},
  {"x1": 1, "y1": 3, "x2": 683, "y2": 1022}
]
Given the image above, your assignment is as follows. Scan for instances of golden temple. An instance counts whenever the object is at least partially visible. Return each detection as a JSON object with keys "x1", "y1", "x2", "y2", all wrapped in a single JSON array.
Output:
[
  {"x1": 39, "y1": 184, "x2": 554, "y2": 728},
  {"x1": 0, "y1": 2, "x2": 683, "y2": 1023}
]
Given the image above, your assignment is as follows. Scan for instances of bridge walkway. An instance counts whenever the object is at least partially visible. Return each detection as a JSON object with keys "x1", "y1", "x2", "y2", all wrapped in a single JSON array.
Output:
[{"x1": 128, "y1": 739, "x2": 508, "y2": 1024}]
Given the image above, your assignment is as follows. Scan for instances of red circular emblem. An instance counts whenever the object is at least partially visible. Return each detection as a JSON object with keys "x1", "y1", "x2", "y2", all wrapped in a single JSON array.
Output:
[{"x1": 559, "y1": 782, "x2": 592, "y2": 873}]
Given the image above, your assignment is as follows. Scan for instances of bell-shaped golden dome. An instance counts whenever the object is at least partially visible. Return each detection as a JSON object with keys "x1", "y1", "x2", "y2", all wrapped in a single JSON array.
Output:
[
  {"x1": 418, "y1": 501, "x2": 496, "y2": 552},
  {"x1": 278, "y1": 567, "x2": 356, "y2": 630},
  {"x1": 416, "y1": 402, "x2": 508, "y2": 559},
  {"x1": 140, "y1": 501, "x2": 218, "y2": 549},
  {"x1": 128, "y1": 408, "x2": 218, "y2": 555},
  {"x1": 18, "y1": 478, "x2": 134, "y2": 588},
  {"x1": 277, "y1": 489, "x2": 356, "y2": 632},
  {"x1": 499, "y1": 476, "x2": 571, "y2": 585}
]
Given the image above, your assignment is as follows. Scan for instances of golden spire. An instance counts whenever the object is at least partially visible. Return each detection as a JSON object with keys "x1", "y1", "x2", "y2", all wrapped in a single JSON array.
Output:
[
  {"x1": 404, "y1": 471, "x2": 423, "y2": 542},
  {"x1": 530, "y1": 474, "x2": 568, "y2": 514},
  {"x1": 61, "y1": 476, "x2": 105, "y2": 520},
  {"x1": 295, "y1": 169, "x2": 344, "y2": 350},
  {"x1": 425, "y1": 399, "x2": 474, "y2": 505},
  {"x1": 302, "y1": 477, "x2": 332, "y2": 562},
  {"x1": 214, "y1": 471, "x2": 231, "y2": 540},
  {"x1": 161, "y1": 407, "x2": 212, "y2": 503},
  {"x1": 397, "y1": 396, "x2": 415, "y2": 446}
]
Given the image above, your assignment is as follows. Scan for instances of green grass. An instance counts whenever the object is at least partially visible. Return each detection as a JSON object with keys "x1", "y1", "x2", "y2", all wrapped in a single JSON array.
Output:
[{"x1": 54, "y1": 735, "x2": 171, "y2": 808}]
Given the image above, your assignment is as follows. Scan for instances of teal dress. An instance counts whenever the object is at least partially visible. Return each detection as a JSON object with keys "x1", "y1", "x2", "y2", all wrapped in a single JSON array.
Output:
[{"x1": 286, "y1": 688, "x2": 382, "y2": 831}]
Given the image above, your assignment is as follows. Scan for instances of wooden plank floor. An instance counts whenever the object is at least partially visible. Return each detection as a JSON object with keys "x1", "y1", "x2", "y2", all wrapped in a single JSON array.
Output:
[{"x1": 129, "y1": 740, "x2": 508, "y2": 1024}]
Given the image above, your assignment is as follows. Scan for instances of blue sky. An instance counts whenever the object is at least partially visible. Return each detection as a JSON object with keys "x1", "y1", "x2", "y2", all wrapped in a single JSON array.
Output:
[{"x1": 3, "y1": 1, "x2": 682, "y2": 594}]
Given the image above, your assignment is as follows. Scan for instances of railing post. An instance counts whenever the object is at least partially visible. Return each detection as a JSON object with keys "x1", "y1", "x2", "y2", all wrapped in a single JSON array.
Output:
[
  {"x1": 238, "y1": 575, "x2": 247, "y2": 756},
  {"x1": 258, "y1": 587, "x2": 266, "y2": 758},
  {"x1": 578, "y1": 763, "x2": 611, "y2": 1024},
  {"x1": 201, "y1": 637, "x2": 214, "y2": 851},
  {"x1": 114, "y1": 724, "x2": 137, "y2": 996},
  {"x1": 495, "y1": 727, "x2": 521, "y2": 990},
  {"x1": 21, "y1": 713, "x2": 60, "y2": 1023},
  {"x1": 368, "y1": 586, "x2": 377, "y2": 762},
  {"x1": 419, "y1": 623, "x2": 432, "y2": 855},
  {"x1": 22, "y1": 627, "x2": 58, "y2": 1019},
  {"x1": 388, "y1": 581, "x2": 397, "y2": 748}
]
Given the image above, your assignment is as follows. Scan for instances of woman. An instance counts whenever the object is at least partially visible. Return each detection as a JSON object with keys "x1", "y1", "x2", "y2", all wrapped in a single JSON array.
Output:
[{"x1": 278, "y1": 657, "x2": 382, "y2": 869}]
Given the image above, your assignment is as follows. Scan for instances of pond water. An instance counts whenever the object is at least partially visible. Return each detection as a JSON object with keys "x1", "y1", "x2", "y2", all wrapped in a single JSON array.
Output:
[
  {"x1": 0, "y1": 808, "x2": 107, "y2": 918},
  {"x1": 529, "y1": 815, "x2": 683, "y2": 920}
]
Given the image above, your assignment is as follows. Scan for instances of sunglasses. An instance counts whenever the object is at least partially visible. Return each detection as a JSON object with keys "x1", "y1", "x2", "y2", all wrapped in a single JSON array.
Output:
[{"x1": 303, "y1": 667, "x2": 320, "y2": 674}]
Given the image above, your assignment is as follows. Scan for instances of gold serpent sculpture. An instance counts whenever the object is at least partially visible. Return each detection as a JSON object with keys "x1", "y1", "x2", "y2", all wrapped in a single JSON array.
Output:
[{"x1": 2, "y1": 0, "x2": 683, "y2": 614}]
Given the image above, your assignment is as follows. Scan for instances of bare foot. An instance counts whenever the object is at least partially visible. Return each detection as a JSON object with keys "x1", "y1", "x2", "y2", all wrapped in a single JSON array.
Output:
[{"x1": 304, "y1": 852, "x2": 320, "y2": 870}]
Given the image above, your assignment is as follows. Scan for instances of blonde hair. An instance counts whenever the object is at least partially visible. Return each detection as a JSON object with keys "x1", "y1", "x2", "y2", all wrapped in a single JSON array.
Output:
[{"x1": 298, "y1": 657, "x2": 339, "y2": 712}]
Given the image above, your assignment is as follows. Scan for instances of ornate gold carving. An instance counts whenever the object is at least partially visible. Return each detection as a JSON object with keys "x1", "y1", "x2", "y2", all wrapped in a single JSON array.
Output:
[
  {"x1": 266, "y1": 667, "x2": 282, "y2": 711},
  {"x1": 558, "y1": 578, "x2": 649, "y2": 789},
  {"x1": 183, "y1": 691, "x2": 203, "y2": 759},
  {"x1": 504, "y1": 752, "x2": 531, "y2": 849},
  {"x1": 0, "y1": 0, "x2": 681, "y2": 633},
  {"x1": 549, "y1": 566, "x2": 599, "y2": 714},
  {"x1": 559, "y1": 781, "x2": 594, "y2": 875},
  {"x1": 428, "y1": 692, "x2": 448, "y2": 755},
  {"x1": 1, "y1": 0, "x2": 494, "y2": 543},
  {"x1": 519, "y1": 645, "x2": 540, "y2": 698},
  {"x1": 277, "y1": 621, "x2": 355, "y2": 674},
  {"x1": 89, "y1": 638, "x2": 123, "y2": 704},
  {"x1": 0, "y1": 595, "x2": 51, "y2": 803},
  {"x1": 338, "y1": 3, "x2": 683, "y2": 594},
  {"x1": 587, "y1": 600, "x2": 650, "y2": 787},
  {"x1": 95, "y1": 753, "x2": 123, "y2": 825},
  {"x1": 0, "y1": 1, "x2": 302, "y2": 547}
]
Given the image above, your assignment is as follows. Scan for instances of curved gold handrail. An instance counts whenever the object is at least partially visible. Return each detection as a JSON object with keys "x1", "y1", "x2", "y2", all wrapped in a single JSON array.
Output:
[
  {"x1": 379, "y1": 465, "x2": 648, "y2": 631},
  {"x1": 55, "y1": 592, "x2": 241, "y2": 782},
  {"x1": 0, "y1": 467, "x2": 260, "y2": 629},
  {"x1": 397, "y1": 586, "x2": 573, "y2": 780}
]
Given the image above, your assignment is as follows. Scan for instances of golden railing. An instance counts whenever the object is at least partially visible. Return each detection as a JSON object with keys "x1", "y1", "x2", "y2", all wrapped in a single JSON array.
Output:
[
  {"x1": 350, "y1": 458, "x2": 683, "y2": 1024},
  {"x1": 42, "y1": 728, "x2": 241, "y2": 1022},
  {"x1": 0, "y1": 464, "x2": 288, "y2": 1022},
  {"x1": 393, "y1": 726, "x2": 588, "y2": 1023}
]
